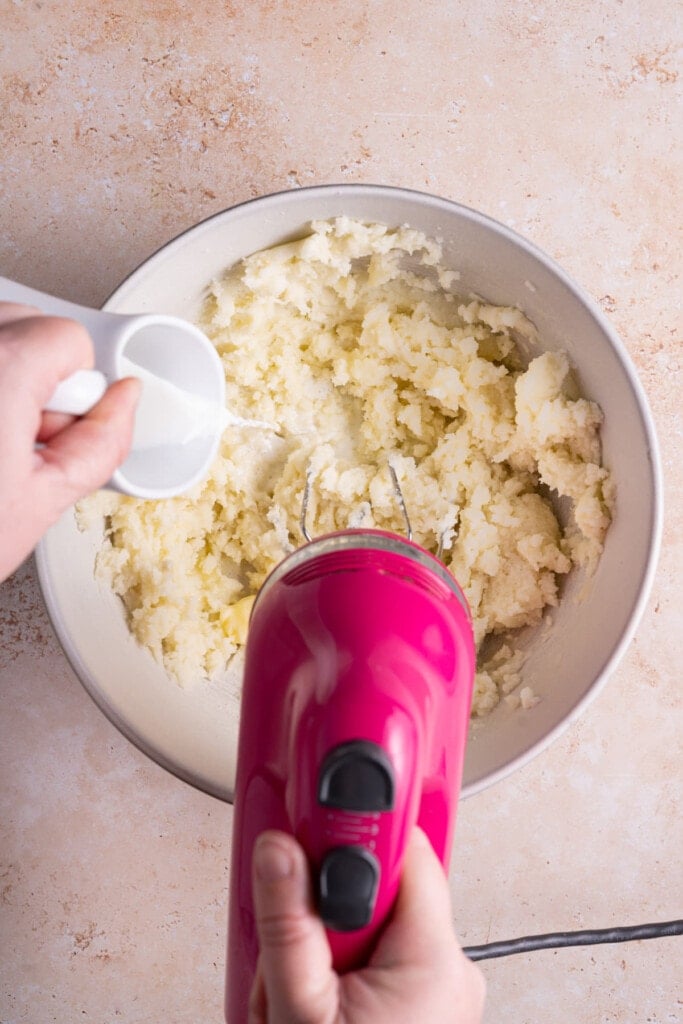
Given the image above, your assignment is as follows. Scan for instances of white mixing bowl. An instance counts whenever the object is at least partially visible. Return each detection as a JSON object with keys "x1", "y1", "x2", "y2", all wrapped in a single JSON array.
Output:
[{"x1": 36, "y1": 185, "x2": 662, "y2": 801}]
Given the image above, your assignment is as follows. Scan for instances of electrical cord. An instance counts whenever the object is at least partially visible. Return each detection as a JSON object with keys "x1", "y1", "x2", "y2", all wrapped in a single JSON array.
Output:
[{"x1": 463, "y1": 919, "x2": 683, "y2": 962}]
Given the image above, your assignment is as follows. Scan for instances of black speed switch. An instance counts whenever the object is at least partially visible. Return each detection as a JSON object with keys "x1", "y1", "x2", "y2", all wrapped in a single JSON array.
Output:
[
  {"x1": 318, "y1": 845, "x2": 380, "y2": 932},
  {"x1": 317, "y1": 740, "x2": 395, "y2": 812}
]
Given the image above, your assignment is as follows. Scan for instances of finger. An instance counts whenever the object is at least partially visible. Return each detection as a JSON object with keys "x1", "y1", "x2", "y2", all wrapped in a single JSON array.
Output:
[
  {"x1": 247, "y1": 961, "x2": 267, "y2": 1024},
  {"x1": 33, "y1": 377, "x2": 141, "y2": 512},
  {"x1": 371, "y1": 828, "x2": 462, "y2": 970},
  {"x1": 0, "y1": 301, "x2": 42, "y2": 326},
  {"x1": 0, "y1": 315, "x2": 94, "y2": 428},
  {"x1": 251, "y1": 831, "x2": 338, "y2": 1023},
  {"x1": 37, "y1": 410, "x2": 78, "y2": 442}
]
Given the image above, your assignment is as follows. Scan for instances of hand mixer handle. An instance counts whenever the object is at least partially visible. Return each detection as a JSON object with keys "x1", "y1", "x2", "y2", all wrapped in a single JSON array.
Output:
[
  {"x1": 294, "y1": 714, "x2": 418, "y2": 975},
  {"x1": 226, "y1": 530, "x2": 476, "y2": 1024},
  {"x1": 315, "y1": 740, "x2": 397, "y2": 935}
]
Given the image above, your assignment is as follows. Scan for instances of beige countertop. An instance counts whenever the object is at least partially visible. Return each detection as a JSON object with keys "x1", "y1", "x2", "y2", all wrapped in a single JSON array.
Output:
[{"x1": 1, "y1": 3, "x2": 681, "y2": 1022}]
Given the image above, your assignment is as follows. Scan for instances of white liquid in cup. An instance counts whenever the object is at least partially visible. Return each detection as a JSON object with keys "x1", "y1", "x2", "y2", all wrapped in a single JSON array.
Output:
[{"x1": 120, "y1": 357, "x2": 276, "y2": 450}]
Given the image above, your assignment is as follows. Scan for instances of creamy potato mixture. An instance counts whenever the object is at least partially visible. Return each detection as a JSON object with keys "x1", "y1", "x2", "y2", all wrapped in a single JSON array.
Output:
[{"x1": 80, "y1": 218, "x2": 614, "y2": 714}]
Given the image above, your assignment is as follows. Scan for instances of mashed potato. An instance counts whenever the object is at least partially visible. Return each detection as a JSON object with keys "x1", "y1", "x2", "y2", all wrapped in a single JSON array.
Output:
[{"x1": 81, "y1": 218, "x2": 614, "y2": 714}]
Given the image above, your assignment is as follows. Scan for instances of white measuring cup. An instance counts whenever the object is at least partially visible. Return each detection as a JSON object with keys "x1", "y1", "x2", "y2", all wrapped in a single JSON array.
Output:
[{"x1": 0, "y1": 276, "x2": 226, "y2": 499}]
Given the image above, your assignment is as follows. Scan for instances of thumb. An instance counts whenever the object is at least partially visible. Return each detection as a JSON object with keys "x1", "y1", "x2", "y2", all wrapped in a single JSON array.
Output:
[
  {"x1": 250, "y1": 831, "x2": 338, "y2": 1024},
  {"x1": 35, "y1": 377, "x2": 140, "y2": 509}
]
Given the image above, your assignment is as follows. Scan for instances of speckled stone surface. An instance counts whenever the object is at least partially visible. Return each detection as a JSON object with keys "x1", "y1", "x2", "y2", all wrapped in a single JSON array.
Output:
[{"x1": 1, "y1": 2, "x2": 681, "y2": 1022}]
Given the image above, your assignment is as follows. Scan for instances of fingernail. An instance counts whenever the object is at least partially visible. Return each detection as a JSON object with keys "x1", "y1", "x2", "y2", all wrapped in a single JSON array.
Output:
[{"x1": 254, "y1": 834, "x2": 295, "y2": 882}]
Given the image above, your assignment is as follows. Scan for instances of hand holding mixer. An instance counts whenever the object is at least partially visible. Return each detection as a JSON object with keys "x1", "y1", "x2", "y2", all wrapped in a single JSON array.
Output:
[{"x1": 225, "y1": 471, "x2": 476, "y2": 1021}]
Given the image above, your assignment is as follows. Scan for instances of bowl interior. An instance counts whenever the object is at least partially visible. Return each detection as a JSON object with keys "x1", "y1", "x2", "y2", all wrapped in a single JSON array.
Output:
[{"x1": 36, "y1": 186, "x2": 661, "y2": 801}]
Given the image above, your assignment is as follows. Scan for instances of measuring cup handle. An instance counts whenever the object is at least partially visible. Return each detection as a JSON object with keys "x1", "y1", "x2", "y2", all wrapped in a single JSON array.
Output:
[
  {"x1": 0, "y1": 270, "x2": 129, "y2": 389},
  {"x1": 44, "y1": 369, "x2": 109, "y2": 416},
  {"x1": 1, "y1": 275, "x2": 101, "y2": 327},
  {"x1": 0, "y1": 274, "x2": 124, "y2": 364},
  {"x1": 0, "y1": 275, "x2": 129, "y2": 402}
]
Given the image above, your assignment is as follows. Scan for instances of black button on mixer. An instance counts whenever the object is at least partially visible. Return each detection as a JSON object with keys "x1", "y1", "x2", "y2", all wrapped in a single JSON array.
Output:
[
  {"x1": 317, "y1": 740, "x2": 395, "y2": 812},
  {"x1": 318, "y1": 845, "x2": 380, "y2": 931}
]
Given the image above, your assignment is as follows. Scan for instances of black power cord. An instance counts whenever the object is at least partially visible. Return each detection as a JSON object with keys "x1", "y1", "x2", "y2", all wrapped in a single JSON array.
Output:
[{"x1": 463, "y1": 919, "x2": 683, "y2": 962}]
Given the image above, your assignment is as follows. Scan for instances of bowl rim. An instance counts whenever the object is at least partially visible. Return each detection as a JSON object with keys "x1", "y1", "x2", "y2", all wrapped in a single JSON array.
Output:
[{"x1": 35, "y1": 183, "x2": 664, "y2": 802}]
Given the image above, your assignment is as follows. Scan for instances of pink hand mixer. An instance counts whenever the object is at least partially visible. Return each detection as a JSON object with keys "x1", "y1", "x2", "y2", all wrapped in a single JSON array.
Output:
[{"x1": 225, "y1": 473, "x2": 476, "y2": 1021}]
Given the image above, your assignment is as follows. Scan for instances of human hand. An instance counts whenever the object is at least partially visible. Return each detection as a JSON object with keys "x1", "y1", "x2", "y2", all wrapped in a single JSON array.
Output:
[
  {"x1": 249, "y1": 827, "x2": 485, "y2": 1024},
  {"x1": 0, "y1": 302, "x2": 140, "y2": 582}
]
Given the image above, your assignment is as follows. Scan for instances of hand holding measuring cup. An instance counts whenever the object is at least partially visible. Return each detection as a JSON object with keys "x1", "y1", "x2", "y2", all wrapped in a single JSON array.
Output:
[
  {"x1": 0, "y1": 269, "x2": 249, "y2": 581},
  {"x1": 0, "y1": 302, "x2": 140, "y2": 581},
  {"x1": 0, "y1": 275, "x2": 231, "y2": 502}
]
